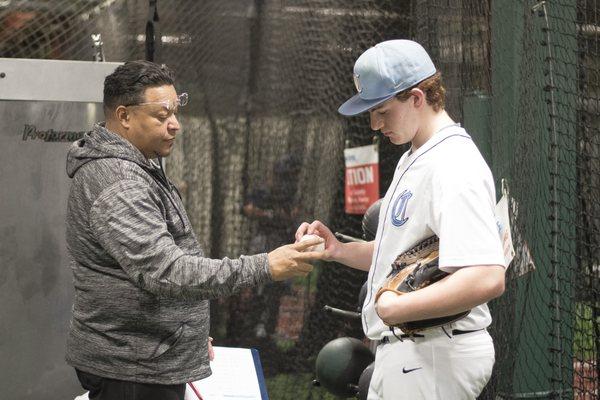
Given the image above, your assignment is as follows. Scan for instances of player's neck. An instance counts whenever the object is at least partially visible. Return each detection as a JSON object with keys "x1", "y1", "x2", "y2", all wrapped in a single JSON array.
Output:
[{"x1": 411, "y1": 110, "x2": 455, "y2": 150}]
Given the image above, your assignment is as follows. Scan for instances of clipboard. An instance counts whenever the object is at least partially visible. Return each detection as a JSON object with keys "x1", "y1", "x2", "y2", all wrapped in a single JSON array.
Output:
[{"x1": 186, "y1": 347, "x2": 269, "y2": 400}]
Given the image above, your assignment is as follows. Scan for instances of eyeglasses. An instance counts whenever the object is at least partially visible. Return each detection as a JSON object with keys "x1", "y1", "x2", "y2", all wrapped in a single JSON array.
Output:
[{"x1": 127, "y1": 92, "x2": 188, "y2": 112}]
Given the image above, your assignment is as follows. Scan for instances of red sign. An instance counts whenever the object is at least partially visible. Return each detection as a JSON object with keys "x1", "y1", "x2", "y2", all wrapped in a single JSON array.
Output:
[{"x1": 344, "y1": 144, "x2": 379, "y2": 214}]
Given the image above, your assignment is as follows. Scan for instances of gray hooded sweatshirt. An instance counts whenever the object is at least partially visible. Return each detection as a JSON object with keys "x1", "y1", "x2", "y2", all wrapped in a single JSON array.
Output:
[{"x1": 65, "y1": 123, "x2": 271, "y2": 384}]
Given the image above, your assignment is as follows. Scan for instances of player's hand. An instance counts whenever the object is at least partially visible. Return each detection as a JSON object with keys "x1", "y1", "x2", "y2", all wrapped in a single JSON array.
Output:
[
  {"x1": 267, "y1": 237, "x2": 325, "y2": 281},
  {"x1": 375, "y1": 291, "x2": 404, "y2": 325},
  {"x1": 295, "y1": 220, "x2": 341, "y2": 262},
  {"x1": 208, "y1": 336, "x2": 215, "y2": 361}
]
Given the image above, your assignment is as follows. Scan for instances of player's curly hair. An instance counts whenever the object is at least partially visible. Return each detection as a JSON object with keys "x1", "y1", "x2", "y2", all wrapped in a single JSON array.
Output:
[{"x1": 395, "y1": 71, "x2": 445, "y2": 112}]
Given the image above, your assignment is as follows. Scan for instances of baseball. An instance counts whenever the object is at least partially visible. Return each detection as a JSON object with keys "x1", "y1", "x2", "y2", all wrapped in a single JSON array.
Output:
[{"x1": 300, "y1": 234, "x2": 326, "y2": 252}]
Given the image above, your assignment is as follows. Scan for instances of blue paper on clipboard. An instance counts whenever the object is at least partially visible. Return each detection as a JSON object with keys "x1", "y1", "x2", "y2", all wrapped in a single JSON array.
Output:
[{"x1": 186, "y1": 347, "x2": 269, "y2": 400}]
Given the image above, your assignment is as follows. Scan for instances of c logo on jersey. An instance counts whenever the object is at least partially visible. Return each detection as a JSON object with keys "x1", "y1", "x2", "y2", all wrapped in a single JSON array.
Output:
[{"x1": 391, "y1": 189, "x2": 412, "y2": 227}]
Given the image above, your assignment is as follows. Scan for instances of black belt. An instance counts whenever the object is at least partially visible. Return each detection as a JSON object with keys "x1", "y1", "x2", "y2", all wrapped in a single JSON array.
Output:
[{"x1": 380, "y1": 329, "x2": 482, "y2": 343}]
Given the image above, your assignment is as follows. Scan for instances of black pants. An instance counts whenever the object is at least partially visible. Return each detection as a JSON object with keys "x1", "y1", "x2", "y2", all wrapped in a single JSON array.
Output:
[{"x1": 76, "y1": 369, "x2": 186, "y2": 400}]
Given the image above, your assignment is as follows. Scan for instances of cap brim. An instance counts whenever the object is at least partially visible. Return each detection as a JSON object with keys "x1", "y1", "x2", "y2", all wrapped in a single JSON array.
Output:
[{"x1": 338, "y1": 92, "x2": 396, "y2": 116}]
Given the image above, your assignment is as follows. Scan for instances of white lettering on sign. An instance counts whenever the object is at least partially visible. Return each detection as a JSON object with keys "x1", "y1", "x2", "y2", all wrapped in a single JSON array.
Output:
[
  {"x1": 346, "y1": 166, "x2": 375, "y2": 186},
  {"x1": 344, "y1": 144, "x2": 378, "y2": 167}
]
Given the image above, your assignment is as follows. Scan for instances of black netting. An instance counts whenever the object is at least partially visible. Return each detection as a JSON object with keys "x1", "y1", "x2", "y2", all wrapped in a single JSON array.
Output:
[{"x1": 2, "y1": 0, "x2": 597, "y2": 399}]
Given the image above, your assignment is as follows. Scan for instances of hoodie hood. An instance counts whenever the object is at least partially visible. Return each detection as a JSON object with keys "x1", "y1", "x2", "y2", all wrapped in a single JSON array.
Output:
[{"x1": 66, "y1": 123, "x2": 157, "y2": 178}]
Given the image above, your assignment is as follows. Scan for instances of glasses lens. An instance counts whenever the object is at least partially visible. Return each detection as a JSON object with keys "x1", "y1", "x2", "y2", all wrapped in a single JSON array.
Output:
[{"x1": 178, "y1": 93, "x2": 189, "y2": 107}]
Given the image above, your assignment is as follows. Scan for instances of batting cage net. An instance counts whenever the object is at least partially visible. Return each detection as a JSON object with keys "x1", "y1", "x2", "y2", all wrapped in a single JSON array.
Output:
[{"x1": 1, "y1": 0, "x2": 597, "y2": 399}]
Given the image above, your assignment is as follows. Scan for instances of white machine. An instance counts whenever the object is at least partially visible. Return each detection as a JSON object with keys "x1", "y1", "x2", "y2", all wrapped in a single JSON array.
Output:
[{"x1": 0, "y1": 58, "x2": 121, "y2": 400}]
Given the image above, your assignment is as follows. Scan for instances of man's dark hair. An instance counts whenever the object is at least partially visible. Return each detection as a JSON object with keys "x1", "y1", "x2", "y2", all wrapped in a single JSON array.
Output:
[{"x1": 103, "y1": 60, "x2": 175, "y2": 115}]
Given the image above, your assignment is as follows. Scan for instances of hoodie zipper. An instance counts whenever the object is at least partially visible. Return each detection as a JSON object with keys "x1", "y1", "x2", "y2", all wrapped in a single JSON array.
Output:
[{"x1": 151, "y1": 160, "x2": 188, "y2": 232}]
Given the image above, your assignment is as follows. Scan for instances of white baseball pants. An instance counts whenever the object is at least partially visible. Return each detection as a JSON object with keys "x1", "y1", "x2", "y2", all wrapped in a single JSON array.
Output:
[{"x1": 367, "y1": 329, "x2": 495, "y2": 400}]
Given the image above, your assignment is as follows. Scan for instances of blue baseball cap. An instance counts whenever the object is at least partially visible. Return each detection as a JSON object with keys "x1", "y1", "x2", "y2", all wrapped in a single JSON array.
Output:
[{"x1": 338, "y1": 40, "x2": 437, "y2": 116}]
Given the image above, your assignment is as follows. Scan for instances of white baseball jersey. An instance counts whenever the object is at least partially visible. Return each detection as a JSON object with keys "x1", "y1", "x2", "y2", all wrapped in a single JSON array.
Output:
[{"x1": 362, "y1": 124, "x2": 506, "y2": 340}]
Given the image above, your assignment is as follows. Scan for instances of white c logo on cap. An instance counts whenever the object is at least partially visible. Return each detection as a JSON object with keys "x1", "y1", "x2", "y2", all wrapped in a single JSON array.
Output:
[{"x1": 353, "y1": 73, "x2": 362, "y2": 93}]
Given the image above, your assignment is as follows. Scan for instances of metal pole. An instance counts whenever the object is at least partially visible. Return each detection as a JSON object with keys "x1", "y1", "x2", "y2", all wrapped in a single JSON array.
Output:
[
  {"x1": 145, "y1": 0, "x2": 159, "y2": 61},
  {"x1": 532, "y1": 1, "x2": 562, "y2": 395}
]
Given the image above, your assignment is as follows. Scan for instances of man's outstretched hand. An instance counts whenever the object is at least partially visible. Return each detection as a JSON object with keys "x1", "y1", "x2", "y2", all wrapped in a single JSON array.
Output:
[{"x1": 267, "y1": 237, "x2": 326, "y2": 280}]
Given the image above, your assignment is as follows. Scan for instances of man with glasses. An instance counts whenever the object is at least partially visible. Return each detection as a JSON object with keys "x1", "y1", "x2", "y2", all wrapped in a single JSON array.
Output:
[{"x1": 65, "y1": 60, "x2": 324, "y2": 400}]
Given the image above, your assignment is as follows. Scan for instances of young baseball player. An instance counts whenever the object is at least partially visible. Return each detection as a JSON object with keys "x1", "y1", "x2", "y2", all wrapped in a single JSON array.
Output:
[{"x1": 296, "y1": 40, "x2": 506, "y2": 399}]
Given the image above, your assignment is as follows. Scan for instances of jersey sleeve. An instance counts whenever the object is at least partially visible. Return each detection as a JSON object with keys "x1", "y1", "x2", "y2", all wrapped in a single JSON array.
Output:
[{"x1": 429, "y1": 159, "x2": 506, "y2": 272}]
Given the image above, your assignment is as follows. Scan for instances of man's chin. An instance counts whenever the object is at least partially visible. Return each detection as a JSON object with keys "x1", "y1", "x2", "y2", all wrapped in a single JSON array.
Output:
[
  {"x1": 150, "y1": 152, "x2": 170, "y2": 160},
  {"x1": 157, "y1": 148, "x2": 172, "y2": 158}
]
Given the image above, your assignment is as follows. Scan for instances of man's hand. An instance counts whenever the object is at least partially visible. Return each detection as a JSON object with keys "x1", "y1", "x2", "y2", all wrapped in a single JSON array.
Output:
[
  {"x1": 208, "y1": 336, "x2": 215, "y2": 361},
  {"x1": 267, "y1": 237, "x2": 325, "y2": 281}
]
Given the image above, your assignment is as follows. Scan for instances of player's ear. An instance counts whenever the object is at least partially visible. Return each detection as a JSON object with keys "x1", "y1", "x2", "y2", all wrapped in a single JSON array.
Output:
[{"x1": 411, "y1": 88, "x2": 425, "y2": 108}]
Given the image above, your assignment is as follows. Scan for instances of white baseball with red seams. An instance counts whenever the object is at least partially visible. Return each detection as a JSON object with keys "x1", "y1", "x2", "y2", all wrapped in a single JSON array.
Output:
[{"x1": 299, "y1": 234, "x2": 325, "y2": 252}]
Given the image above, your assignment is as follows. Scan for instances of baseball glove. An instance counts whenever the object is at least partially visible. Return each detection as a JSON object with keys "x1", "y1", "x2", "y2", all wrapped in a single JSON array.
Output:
[{"x1": 374, "y1": 236, "x2": 470, "y2": 334}]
